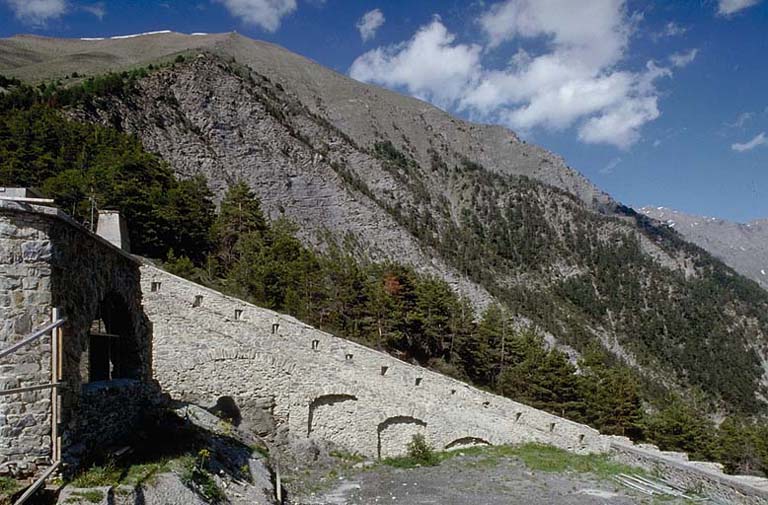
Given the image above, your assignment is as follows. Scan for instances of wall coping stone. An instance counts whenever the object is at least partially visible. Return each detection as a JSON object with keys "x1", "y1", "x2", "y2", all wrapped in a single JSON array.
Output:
[
  {"x1": 0, "y1": 200, "x2": 139, "y2": 265},
  {"x1": 610, "y1": 440, "x2": 768, "y2": 499}
]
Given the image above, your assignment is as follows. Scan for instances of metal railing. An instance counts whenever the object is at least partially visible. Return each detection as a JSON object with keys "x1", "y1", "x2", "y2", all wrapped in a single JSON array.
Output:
[{"x1": 0, "y1": 318, "x2": 65, "y2": 360}]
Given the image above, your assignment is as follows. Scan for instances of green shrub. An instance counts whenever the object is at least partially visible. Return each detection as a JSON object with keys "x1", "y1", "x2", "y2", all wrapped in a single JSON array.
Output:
[
  {"x1": 407, "y1": 434, "x2": 438, "y2": 465},
  {"x1": 384, "y1": 434, "x2": 440, "y2": 468}
]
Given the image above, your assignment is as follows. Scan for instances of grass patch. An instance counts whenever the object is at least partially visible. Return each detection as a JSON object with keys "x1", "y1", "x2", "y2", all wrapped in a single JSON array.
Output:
[
  {"x1": 70, "y1": 464, "x2": 122, "y2": 488},
  {"x1": 67, "y1": 489, "x2": 104, "y2": 503},
  {"x1": 330, "y1": 450, "x2": 366, "y2": 464},
  {"x1": 0, "y1": 477, "x2": 20, "y2": 495},
  {"x1": 122, "y1": 461, "x2": 170, "y2": 486},
  {"x1": 507, "y1": 443, "x2": 642, "y2": 478},
  {"x1": 70, "y1": 457, "x2": 177, "y2": 490},
  {"x1": 383, "y1": 442, "x2": 644, "y2": 479},
  {"x1": 0, "y1": 477, "x2": 21, "y2": 504}
]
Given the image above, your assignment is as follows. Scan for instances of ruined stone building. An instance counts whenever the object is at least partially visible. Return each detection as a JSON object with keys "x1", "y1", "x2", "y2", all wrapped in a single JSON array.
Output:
[
  {"x1": 0, "y1": 195, "x2": 156, "y2": 478},
  {"x1": 1, "y1": 191, "x2": 767, "y2": 504}
]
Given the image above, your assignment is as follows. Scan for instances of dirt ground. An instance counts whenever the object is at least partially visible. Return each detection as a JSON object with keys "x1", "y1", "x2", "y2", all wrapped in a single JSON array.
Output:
[{"x1": 287, "y1": 452, "x2": 693, "y2": 505}]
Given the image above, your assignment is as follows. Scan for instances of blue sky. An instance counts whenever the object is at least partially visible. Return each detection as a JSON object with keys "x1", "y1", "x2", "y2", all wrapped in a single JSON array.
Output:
[{"x1": 1, "y1": 0, "x2": 767, "y2": 222}]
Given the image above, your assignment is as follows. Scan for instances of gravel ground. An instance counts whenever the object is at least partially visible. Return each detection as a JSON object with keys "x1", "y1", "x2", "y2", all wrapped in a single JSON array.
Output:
[{"x1": 288, "y1": 454, "x2": 690, "y2": 505}]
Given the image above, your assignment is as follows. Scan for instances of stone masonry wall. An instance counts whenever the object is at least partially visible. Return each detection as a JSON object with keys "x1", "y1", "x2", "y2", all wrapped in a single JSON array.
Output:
[
  {"x1": 0, "y1": 209, "x2": 55, "y2": 476},
  {"x1": 0, "y1": 202, "x2": 155, "y2": 477},
  {"x1": 141, "y1": 265, "x2": 768, "y2": 503},
  {"x1": 610, "y1": 441, "x2": 768, "y2": 504},
  {"x1": 140, "y1": 265, "x2": 607, "y2": 458}
]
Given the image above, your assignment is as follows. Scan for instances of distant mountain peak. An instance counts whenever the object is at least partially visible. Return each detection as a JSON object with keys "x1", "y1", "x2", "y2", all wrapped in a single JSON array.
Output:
[{"x1": 641, "y1": 206, "x2": 768, "y2": 289}]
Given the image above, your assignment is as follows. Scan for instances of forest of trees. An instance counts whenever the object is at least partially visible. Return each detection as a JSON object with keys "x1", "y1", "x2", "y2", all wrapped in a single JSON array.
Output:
[
  {"x1": 169, "y1": 182, "x2": 768, "y2": 477},
  {"x1": 1, "y1": 74, "x2": 767, "y2": 476}
]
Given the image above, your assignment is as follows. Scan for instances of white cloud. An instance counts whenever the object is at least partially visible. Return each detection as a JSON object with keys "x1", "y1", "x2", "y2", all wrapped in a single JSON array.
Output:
[
  {"x1": 659, "y1": 21, "x2": 687, "y2": 38},
  {"x1": 4, "y1": 0, "x2": 67, "y2": 25},
  {"x1": 732, "y1": 132, "x2": 767, "y2": 152},
  {"x1": 356, "y1": 8, "x2": 385, "y2": 42},
  {"x1": 578, "y1": 95, "x2": 660, "y2": 147},
  {"x1": 350, "y1": 18, "x2": 482, "y2": 108},
  {"x1": 215, "y1": 0, "x2": 297, "y2": 31},
  {"x1": 717, "y1": 0, "x2": 761, "y2": 15},
  {"x1": 351, "y1": 1, "x2": 682, "y2": 148},
  {"x1": 349, "y1": 1, "x2": 689, "y2": 149},
  {"x1": 600, "y1": 157, "x2": 622, "y2": 174},
  {"x1": 725, "y1": 111, "x2": 754, "y2": 129},
  {"x1": 669, "y1": 48, "x2": 698, "y2": 67},
  {"x1": 81, "y1": 2, "x2": 105, "y2": 19}
]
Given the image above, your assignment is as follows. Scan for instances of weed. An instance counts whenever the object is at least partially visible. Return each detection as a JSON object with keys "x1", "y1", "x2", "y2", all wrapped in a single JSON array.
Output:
[{"x1": 179, "y1": 450, "x2": 226, "y2": 503}]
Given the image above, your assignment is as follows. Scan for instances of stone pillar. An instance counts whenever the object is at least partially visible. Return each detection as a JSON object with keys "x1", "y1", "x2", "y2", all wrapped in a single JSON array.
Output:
[{"x1": 96, "y1": 211, "x2": 130, "y2": 252}]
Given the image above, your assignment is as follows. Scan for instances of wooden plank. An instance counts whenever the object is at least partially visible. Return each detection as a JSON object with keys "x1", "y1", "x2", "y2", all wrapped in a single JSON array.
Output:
[
  {"x1": 51, "y1": 308, "x2": 60, "y2": 462},
  {"x1": 13, "y1": 461, "x2": 60, "y2": 505}
]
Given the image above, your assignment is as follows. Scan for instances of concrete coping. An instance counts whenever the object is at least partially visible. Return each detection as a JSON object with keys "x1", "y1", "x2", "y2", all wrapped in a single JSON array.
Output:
[
  {"x1": 0, "y1": 200, "x2": 140, "y2": 265},
  {"x1": 609, "y1": 440, "x2": 768, "y2": 498}
]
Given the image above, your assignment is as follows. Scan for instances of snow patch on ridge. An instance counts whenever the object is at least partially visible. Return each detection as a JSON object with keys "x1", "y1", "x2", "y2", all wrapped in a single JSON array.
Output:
[
  {"x1": 110, "y1": 30, "x2": 173, "y2": 40},
  {"x1": 80, "y1": 31, "x2": 210, "y2": 41}
]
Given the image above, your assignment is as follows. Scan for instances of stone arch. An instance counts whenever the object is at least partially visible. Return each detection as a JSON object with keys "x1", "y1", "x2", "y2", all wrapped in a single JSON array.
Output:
[
  {"x1": 445, "y1": 436, "x2": 492, "y2": 450},
  {"x1": 377, "y1": 416, "x2": 427, "y2": 460},
  {"x1": 182, "y1": 349, "x2": 296, "y2": 375},
  {"x1": 307, "y1": 394, "x2": 358, "y2": 438}
]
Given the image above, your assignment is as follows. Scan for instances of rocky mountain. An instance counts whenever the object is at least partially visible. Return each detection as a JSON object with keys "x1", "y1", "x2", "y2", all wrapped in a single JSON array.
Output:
[
  {"x1": 641, "y1": 207, "x2": 768, "y2": 291},
  {"x1": 2, "y1": 31, "x2": 768, "y2": 413}
]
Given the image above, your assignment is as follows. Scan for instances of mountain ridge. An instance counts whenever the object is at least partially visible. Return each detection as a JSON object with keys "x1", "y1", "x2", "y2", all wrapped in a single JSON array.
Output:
[
  {"x1": 0, "y1": 32, "x2": 611, "y2": 208},
  {"x1": 2, "y1": 32, "x2": 767, "y2": 414},
  {"x1": 640, "y1": 206, "x2": 768, "y2": 291}
]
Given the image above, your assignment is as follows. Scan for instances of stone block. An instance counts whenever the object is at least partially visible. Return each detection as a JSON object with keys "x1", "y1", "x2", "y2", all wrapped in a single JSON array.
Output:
[{"x1": 20, "y1": 241, "x2": 52, "y2": 262}]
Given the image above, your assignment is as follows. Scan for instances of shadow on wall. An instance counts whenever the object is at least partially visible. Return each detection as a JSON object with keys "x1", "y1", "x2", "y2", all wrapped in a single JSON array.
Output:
[
  {"x1": 46, "y1": 216, "x2": 155, "y2": 471},
  {"x1": 445, "y1": 436, "x2": 492, "y2": 450},
  {"x1": 211, "y1": 396, "x2": 243, "y2": 426},
  {"x1": 377, "y1": 416, "x2": 427, "y2": 460},
  {"x1": 307, "y1": 394, "x2": 358, "y2": 438}
]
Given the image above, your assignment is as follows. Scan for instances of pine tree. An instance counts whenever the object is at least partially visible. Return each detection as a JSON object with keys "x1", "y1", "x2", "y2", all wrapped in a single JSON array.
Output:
[
  {"x1": 211, "y1": 181, "x2": 268, "y2": 272},
  {"x1": 645, "y1": 397, "x2": 715, "y2": 461}
]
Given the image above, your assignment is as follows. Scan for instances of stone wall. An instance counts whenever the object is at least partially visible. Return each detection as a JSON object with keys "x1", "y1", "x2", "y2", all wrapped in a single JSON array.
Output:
[
  {"x1": 0, "y1": 208, "x2": 54, "y2": 476},
  {"x1": 140, "y1": 265, "x2": 607, "y2": 459},
  {"x1": 610, "y1": 440, "x2": 768, "y2": 504},
  {"x1": 141, "y1": 265, "x2": 768, "y2": 503},
  {"x1": 0, "y1": 201, "x2": 155, "y2": 477}
]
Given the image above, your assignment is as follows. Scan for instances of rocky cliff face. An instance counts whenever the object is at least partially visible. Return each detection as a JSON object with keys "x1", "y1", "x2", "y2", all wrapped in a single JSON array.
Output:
[
  {"x1": 641, "y1": 207, "x2": 768, "y2": 291},
  {"x1": 2, "y1": 32, "x2": 768, "y2": 412}
]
